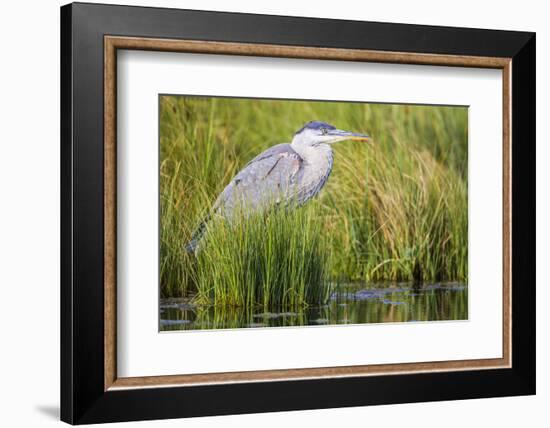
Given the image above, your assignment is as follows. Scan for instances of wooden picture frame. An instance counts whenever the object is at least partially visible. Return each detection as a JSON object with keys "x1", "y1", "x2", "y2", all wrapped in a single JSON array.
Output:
[{"x1": 61, "y1": 2, "x2": 535, "y2": 424}]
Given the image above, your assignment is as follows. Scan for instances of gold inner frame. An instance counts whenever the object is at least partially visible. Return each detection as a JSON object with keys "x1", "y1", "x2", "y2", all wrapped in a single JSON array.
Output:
[{"x1": 104, "y1": 35, "x2": 512, "y2": 391}]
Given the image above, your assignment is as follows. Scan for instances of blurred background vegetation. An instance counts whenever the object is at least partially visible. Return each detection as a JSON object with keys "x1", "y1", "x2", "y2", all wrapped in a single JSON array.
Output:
[{"x1": 160, "y1": 95, "x2": 468, "y2": 302}]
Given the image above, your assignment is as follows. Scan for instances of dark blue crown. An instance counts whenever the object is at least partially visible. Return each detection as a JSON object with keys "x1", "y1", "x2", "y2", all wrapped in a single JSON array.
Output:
[{"x1": 295, "y1": 121, "x2": 336, "y2": 134}]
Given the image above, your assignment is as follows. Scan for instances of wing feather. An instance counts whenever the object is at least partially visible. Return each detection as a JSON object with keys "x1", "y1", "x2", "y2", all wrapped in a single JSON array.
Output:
[{"x1": 213, "y1": 143, "x2": 303, "y2": 216}]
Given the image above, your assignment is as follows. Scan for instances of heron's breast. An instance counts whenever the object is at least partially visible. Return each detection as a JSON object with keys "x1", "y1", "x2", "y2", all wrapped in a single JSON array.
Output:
[{"x1": 295, "y1": 146, "x2": 334, "y2": 201}]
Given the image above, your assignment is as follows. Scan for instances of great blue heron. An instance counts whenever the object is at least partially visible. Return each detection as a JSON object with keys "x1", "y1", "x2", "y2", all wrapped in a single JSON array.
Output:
[{"x1": 186, "y1": 120, "x2": 370, "y2": 252}]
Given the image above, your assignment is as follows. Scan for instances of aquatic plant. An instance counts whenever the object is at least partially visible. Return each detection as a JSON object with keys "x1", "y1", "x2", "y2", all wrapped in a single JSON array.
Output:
[{"x1": 192, "y1": 203, "x2": 331, "y2": 308}]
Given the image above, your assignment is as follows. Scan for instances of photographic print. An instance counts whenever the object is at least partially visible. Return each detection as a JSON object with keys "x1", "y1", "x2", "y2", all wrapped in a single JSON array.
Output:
[{"x1": 159, "y1": 95, "x2": 468, "y2": 331}]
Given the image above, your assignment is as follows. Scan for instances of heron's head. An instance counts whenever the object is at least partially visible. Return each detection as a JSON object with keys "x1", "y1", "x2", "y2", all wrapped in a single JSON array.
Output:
[{"x1": 291, "y1": 121, "x2": 370, "y2": 149}]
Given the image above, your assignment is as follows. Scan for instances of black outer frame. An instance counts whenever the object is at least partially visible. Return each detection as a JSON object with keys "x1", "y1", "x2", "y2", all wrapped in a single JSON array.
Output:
[{"x1": 60, "y1": 2, "x2": 535, "y2": 424}]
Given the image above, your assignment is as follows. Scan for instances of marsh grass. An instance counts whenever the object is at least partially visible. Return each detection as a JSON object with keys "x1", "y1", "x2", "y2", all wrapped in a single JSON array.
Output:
[
  {"x1": 193, "y1": 203, "x2": 331, "y2": 308},
  {"x1": 160, "y1": 96, "x2": 468, "y2": 302}
]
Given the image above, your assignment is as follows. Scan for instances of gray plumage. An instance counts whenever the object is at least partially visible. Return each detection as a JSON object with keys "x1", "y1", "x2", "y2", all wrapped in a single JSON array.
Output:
[{"x1": 186, "y1": 121, "x2": 369, "y2": 252}]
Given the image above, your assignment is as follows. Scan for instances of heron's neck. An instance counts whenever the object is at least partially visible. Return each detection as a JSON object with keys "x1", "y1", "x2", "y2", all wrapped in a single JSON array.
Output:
[
  {"x1": 291, "y1": 143, "x2": 334, "y2": 192},
  {"x1": 289, "y1": 143, "x2": 334, "y2": 200},
  {"x1": 290, "y1": 142, "x2": 333, "y2": 166}
]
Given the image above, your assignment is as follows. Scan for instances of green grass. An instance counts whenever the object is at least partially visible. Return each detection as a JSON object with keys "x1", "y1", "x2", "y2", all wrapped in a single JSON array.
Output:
[
  {"x1": 160, "y1": 96, "x2": 468, "y2": 303},
  {"x1": 193, "y1": 204, "x2": 331, "y2": 308}
]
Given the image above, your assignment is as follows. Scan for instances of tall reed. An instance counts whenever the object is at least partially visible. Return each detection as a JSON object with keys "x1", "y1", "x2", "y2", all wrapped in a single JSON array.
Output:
[{"x1": 193, "y1": 204, "x2": 331, "y2": 308}]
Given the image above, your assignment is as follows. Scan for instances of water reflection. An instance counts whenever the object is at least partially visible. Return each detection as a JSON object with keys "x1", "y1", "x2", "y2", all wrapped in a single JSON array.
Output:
[{"x1": 160, "y1": 282, "x2": 468, "y2": 331}]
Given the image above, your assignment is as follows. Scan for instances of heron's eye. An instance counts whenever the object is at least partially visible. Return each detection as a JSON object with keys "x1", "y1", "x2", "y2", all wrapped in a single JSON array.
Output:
[{"x1": 320, "y1": 128, "x2": 328, "y2": 135}]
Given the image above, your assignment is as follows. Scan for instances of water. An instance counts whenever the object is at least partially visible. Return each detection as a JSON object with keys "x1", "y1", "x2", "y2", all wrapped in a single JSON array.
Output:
[{"x1": 159, "y1": 282, "x2": 468, "y2": 331}]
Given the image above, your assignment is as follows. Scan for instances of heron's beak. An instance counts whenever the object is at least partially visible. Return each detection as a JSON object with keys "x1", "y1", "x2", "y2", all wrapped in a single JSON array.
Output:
[{"x1": 327, "y1": 129, "x2": 371, "y2": 144}]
